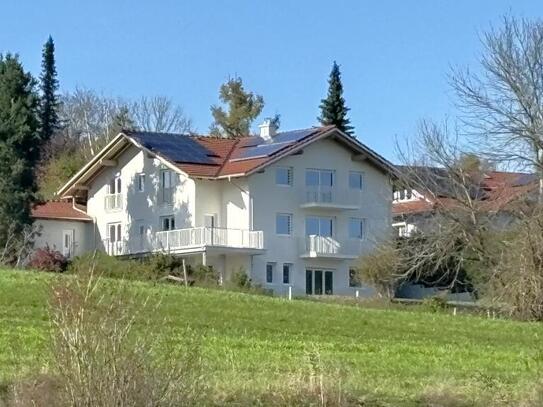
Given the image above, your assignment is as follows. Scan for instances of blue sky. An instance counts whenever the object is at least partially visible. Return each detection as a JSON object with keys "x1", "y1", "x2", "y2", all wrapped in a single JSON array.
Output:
[{"x1": 2, "y1": 1, "x2": 542, "y2": 161}]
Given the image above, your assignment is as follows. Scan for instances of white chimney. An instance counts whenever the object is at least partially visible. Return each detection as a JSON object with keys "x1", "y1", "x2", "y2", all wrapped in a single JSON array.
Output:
[{"x1": 259, "y1": 118, "x2": 278, "y2": 141}]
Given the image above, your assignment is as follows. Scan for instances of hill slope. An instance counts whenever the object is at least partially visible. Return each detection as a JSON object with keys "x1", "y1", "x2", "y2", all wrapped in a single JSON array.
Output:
[{"x1": 0, "y1": 269, "x2": 541, "y2": 404}]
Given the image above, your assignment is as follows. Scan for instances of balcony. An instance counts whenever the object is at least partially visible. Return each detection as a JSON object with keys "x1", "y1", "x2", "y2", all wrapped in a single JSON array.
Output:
[
  {"x1": 156, "y1": 227, "x2": 264, "y2": 255},
  {"x1": 104, "y1": 193, "x2": 123, "y2": 212},
  {"x1": 300, "y1": 187, "x2": 360, "y2": 210},
  {"x1": 299, "y1": 235, "x2": 362, "y2": 259}
]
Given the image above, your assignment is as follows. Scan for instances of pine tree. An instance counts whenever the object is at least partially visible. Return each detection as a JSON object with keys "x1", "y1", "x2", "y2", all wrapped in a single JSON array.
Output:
[
  {"x1": 0, "y1": 54, "x2": 40, "y2": 242},
  {"x1": 318, "y1": 61, "x2": 354, "y2": 135},
  {"x1": 39, "y1": 36, "x2": 59, "y2": 148},
  {"x1": 111, "y1": 105, "x2": 136, "y2": 135},
  {"x1": 210, "y1": 77, "x2": 264, "y2": 138}
]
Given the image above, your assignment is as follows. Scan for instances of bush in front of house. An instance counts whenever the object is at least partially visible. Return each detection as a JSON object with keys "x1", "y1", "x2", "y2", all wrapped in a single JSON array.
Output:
[
  {"x1": 68, "y1": 251, "x2": 155, "y2": 281},
  {"x1": 29, "y1": 246, "x2": 68, "y2": 272}
]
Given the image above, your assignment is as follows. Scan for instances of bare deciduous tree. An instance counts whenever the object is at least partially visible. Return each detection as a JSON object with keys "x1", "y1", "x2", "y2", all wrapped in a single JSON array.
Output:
[
  {"x1": 451, "y1": 16, "x2": 543, "y2": 199},
  {"x1": 131, "y1": 96, "x2": 192, "y2": 134}
]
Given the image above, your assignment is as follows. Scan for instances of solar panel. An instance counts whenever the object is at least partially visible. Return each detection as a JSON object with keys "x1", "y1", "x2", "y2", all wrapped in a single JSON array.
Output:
[
  {"x1": 272, "y1": 128, "x2": 317, "y2": 144},
  {"x1": 128, "y1": 131, "x2": 214, "y2": 165},
  {"x1": 514, "y1": 173, "x2": 537, "y2": 186},
  {"x1": 232, "y1": 128, "x2": 318, "y2": 161}
]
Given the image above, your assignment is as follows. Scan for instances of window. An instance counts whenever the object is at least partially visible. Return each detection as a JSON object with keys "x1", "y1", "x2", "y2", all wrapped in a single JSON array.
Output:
[
  {"x1": 160, "y1": 170, "x2": 175, "y2": 204},
  {"x1": 108, "y1": 223, "x2": 122, "y2": 242},
  {"x1": 305, "y1": 169, "x2": 334, "y2": 187},
  {"x1": 305, "y1": 216, "x2": 333, "y2": 237},
  {"x1": 349, "y1": 218, "x2": 366, "y2": 239},
  {"x1": 137, "y1": 174, "x2": 145, "y2": 192},
  {"x1": 109, "y1": 176, "x2": 122, "y2": 194},
  {"x1": 276, "y1": 213, "x2": 292, "y2": 235},
  {"x1": 139, "y1": 224, "x2": 146, "y2": 236},
  {"x1": 160, "y1": 215, "x2": 175, "y2": 231},
  {"x1": 276, "y1": 167, "x2": 293, "y2": 186},
  {"x1": 266, "y1": 263, "x2": 275, "y2": 283},
  {"x1": 349, "y1": 268, "x2": 361, "y2": 287},
  {"x1": 283, "y1": 263, "x2": 291, "y2": 284},
  {"x1": 349, "y1": 171, "x2": 364, "y2": 190}
]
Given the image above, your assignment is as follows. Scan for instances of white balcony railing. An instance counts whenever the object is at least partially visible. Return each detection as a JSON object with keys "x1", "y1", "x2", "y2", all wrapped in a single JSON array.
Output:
[
  {"x1": 300, "y1": 235, "x2": 363, "y2": 258},
  {"x1": 155, "y1": 227, "x2": 264, "y2": 252},
  {"x1": 103, "y1": 239, "x2": 127, "y2": 256},
  {"x1": 301, "y1": 186, "x2": 361, "y2": 208},
  {"x1": 104, "y1": 193, "x2": 123, "y2": 211}
]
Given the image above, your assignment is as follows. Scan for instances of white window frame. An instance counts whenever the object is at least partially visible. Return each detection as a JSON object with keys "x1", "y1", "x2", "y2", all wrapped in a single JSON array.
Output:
[
  {"x1": 266, "y1": 262, "x2": 275, "y2": 284},
  {"x1": 275, "y1": 166, "x2": 293, "y2": 187},
  {"x1": 348, "y1": 218, "x2": 366, "y2": 240},
  {"x1": 107, "y1": 222, "x2": 122, "y2": 242},
  {"x1": 137, "y1": 173, "x2": 145, "y2": 192},
  {"x1": 349, "y1": 171, "x2": 364, "y2": 190},
  {"x1": 282, "y1": 263, "x2": 292, "y2": 285},
  {"x1": 276, "y1": 213, "x2": 292, "y2": 236},
  {"x1": 305, "y1": 168, "x2": 334, "y2": 187},
  {"x1": 160, "y1": 169, "x2": 175, "y2": 205},
  {"x1": 305, "y1": 216, "x2": 334, "y2": 237},
  {"x1": 160, "y1": 215, "x2": 176, "y2": 231}
]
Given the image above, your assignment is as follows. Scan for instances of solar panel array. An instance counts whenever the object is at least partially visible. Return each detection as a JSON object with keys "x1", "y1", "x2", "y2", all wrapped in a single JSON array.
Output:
[
  {"x1": 128, "y1": 131, "x2": 214, "y2": 165},
  {"x1": 514, "y1": 173, "x2": 537, "y2": 186},
  {"x1": 233, "y1": 128, "x2": 317, "y2": 161}
]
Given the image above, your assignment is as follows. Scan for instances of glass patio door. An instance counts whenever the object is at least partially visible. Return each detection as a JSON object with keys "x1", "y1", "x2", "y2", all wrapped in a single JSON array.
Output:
[{"x1": 305, "y1": 269, "x2": 333, "y2": 295}]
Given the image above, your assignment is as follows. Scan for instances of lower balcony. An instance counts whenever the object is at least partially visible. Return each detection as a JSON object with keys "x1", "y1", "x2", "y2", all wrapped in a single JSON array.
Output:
[
  {"x1": 299, "y1": 235, "x2": 363, "y2": 259},
  {"x1": 104, "y1": 227, "x2": 265, "y2": 256}
]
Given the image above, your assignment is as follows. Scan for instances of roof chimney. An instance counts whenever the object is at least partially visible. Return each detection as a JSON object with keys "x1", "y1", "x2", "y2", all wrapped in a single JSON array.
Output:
[{"x1": 259, "y1": 118, "x2": 278, "y2": 141}]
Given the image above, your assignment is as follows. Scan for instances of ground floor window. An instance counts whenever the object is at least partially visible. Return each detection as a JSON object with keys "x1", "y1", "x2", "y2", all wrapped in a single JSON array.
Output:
[
  {"x1": 349, "y1": 268, "x2": 361, "y2": 287},
  {"x1": 266, "y1": 262, "x2": 275, "y2": 283},
  {"x1": 283, "y1": 263, "x2": 292, "y2": 284},
  {"x1": 306, "y1": 269, "x2": 333, "y2": 295}
]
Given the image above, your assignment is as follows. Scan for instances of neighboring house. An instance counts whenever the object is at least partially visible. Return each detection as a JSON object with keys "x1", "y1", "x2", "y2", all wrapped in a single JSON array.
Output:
[
  {"x1": 32, "y1": 122, "x2": 395, "y2": 296},
  {"x1": 392, "y1": 168, "x2": 538, "y2": 237},
  {"x1": 32, "y1": 200, "x2": 93, "y2": 258}
]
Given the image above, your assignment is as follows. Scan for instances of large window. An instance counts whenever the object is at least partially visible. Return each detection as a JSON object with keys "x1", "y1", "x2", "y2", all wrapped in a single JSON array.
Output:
[
  {"x1": 160, "y1": 170, "x2": 175, "y2": 204},
  {"x1": 160, "y1": 215, "x2": 175, "y2": 231},
  {"x1": 276, "y1": 167, "x2": 293, "y2": 186},
  {"x1": 305, "y1": 169, "x2": 334, "y2": 187},
  {"x1": 305, "y1": 216, "x2": 333, "y2": 237},
  {"x1": 266, "y1": 263, "x2": 275, "y2": 283},
  {"x1": 276, "y1": 213, "x2": 292, "y2": 235},
  {"x1": 283, "y1": 263, "x2": 292, "y2": 284},
  {"x1": 349, "y1": 218, "x2": 366, "y2": 239},
  {"x1": 349, "y1": 171, "x2": 364, "y2": 190},
  {"x1": 109, "y1": 176, "x2": 122, "y2": 194}
]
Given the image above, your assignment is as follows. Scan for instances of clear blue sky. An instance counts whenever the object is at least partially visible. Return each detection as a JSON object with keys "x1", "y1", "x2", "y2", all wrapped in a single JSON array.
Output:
[{"x1": 2, "y1": 1, "x2": 542, "y2": 161}]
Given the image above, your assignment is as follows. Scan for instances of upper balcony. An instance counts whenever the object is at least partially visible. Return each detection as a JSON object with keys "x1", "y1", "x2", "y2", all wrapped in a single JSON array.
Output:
[
  {"x1": 300, "y1": 186, "x2": 361, "y2": 210},
  {"x1": 299, "y1": 235, "x2": 363, "y2": 260}
]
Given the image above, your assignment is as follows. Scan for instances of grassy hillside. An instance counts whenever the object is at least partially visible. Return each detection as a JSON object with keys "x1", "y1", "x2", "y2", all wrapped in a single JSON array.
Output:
[{"x1": 0, "y1": 268, "x2": 542, "y2": 405}]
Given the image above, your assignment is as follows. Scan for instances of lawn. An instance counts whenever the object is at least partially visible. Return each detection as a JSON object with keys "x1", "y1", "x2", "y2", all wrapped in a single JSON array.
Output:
[{"x1": 0, "y1": 268, "x2": 542, "y2": 405}]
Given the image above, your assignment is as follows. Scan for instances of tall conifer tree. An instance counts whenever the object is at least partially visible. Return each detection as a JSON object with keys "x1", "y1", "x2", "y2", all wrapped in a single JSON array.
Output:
[
  {"x1": 318, "y1": 61, "x2": 354, "y2": 135},
  {"x1": 0, "y1": 54, "x2": 40, "y2": 241},
  {"x1": 39, "y1": 36, "x2": 59, "y2": 147}
]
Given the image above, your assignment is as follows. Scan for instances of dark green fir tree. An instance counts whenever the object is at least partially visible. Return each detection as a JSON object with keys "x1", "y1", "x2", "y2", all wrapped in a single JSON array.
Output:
[
  {"x1": 0, "y1": 54, "x2": 40, "y2": 242},
  {"x1": 39, "y1": 36, "x2": 59, "y2": 147},
  {"x1": 318, "y1": 61, "x2": 354, "y2": 135}
]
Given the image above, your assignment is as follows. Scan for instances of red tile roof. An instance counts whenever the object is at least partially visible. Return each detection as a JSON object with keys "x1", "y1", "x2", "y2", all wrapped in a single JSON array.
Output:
[
  {"x1": 31, "y1": 201, "x2": 92, "y2": 222},
  {"x1": 393, "y1": 171, "x2": 537, "y2": 216}
]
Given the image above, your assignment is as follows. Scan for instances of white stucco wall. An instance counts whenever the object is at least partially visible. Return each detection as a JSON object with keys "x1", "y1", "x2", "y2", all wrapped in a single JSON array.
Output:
[
  {"x1": 34, "y1": 219, "x2": 92, "y2": 258},
  {"x1": 86, "y1": 145, "x2": 196, "y2": 251},
  {"x1": 248, "y1": 138, "x2": 392, "y2": 296}
]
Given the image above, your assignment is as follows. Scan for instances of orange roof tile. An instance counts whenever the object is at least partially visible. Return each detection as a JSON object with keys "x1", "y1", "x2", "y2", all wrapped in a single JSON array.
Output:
[{"x1": 31, "y1": 201, "x2": 92, "y2": 222}]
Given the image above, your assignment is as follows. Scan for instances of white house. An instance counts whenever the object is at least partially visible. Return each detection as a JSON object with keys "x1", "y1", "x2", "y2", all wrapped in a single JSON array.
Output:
[{"x1": 32, "y1": 122, "x2": 395, "y2": 296}]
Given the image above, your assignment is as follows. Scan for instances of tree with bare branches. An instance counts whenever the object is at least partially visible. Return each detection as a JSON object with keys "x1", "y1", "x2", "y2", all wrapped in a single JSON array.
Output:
[{"x1": 452, "y1": 16, "x2": 543, "y2": 199}]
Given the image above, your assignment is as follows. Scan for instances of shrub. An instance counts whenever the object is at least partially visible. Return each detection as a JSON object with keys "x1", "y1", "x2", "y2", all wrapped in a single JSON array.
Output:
[
  {"x1": 230, "y1": 267, "x2": 251, "y2": 289},
  {"x1": 29, "y1": 246, "x2": 68, "y2": 272},
  {"x1": 422, "y1": 296, "x2": 448, "y2": 313},
  {"x1": 354, "y1": 242, "x2": 403, "y2": 299},
  {"x1": 49, "y1": 262, "x2": 206, "y2": 406},
  {"x1": 190, "y1": 264, "x2": 219, "y2": 286},
  {"x1": 68, "y1": 251, "x2": 155, "y2": 281}
]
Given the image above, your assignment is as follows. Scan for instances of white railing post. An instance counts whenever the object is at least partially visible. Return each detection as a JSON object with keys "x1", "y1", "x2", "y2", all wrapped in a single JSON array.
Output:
[{"x1": 288, "y1": 285, "x2": 292, "y2": 300}]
